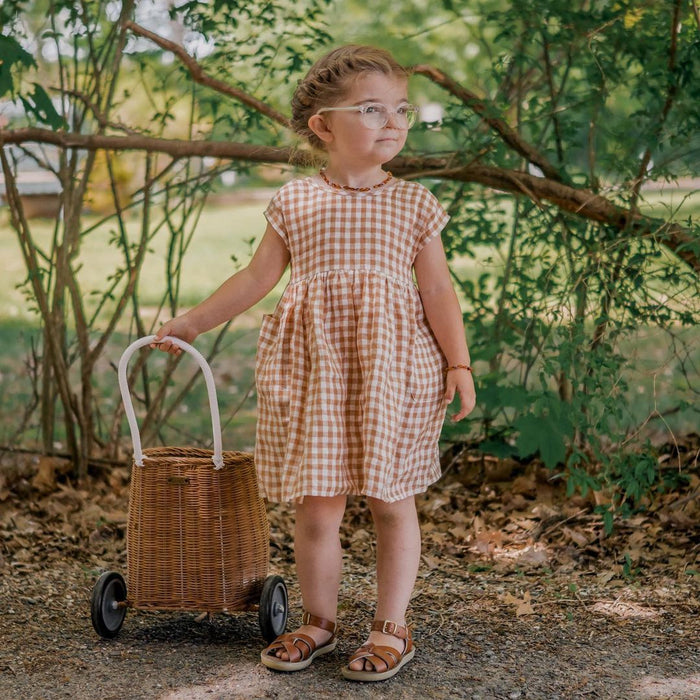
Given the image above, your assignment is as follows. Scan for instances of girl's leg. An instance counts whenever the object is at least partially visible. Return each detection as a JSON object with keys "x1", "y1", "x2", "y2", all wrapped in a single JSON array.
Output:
[
  {"x1": 348, "y1": 495, "x2": 421, "y2": 671},
  {"x1": 273, "y1": 494, "x2": 346, "y2": 660}
]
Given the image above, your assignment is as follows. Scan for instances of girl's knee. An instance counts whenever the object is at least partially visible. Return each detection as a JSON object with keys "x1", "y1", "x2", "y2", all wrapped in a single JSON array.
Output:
[
  {"x1": 368, "y1": 496, "x2": 418, "y2": 528},
  {"x1": 295, "y1": 495, "x2": 346, "y2": 537}
]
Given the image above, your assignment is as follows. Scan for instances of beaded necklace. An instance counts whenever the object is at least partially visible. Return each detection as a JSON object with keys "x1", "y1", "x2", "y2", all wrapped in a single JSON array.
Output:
[{"x1": 319, "y1": 169, "x2": 393, "y2": 192}]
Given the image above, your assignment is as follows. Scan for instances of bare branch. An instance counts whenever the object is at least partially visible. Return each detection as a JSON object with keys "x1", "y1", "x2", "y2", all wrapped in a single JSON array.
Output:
[
  {"x1": 123, "y1": 21, "x2": 291, "y2": 129},
  {"x1": 412, "y1": 64, "x2": 562, "y2": 182},
  {"x1": 0, "y1": 126, "x2": 296, "y2": 162}
]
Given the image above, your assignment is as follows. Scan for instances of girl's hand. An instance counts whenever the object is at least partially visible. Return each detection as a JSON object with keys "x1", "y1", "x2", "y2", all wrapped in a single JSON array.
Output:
[
  {"x1": 444, "y1": 368, "x2": 476, "y2": 421},
  {"x1": 150, "y1": 316, "x2": 200, "y2": 356}
]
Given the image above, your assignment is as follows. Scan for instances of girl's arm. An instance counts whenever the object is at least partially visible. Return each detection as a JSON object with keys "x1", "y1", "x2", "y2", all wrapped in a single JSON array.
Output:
[
  {"x1": 414, "y1": 235, "x2": 476, "y2": 421},
  {"x1": 153, "y1": 223, "x2": 290, "y2": 355}
]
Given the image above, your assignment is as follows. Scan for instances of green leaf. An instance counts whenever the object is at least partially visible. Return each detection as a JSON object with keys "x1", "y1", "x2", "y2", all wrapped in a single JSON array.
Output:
[
  {"x1": 514, "y1": 414, "x2": 543, "y2": 458},
  {"x1": 514, "y1": 412, "x2": 569, "y2": 469},
  {"x1": 481, "y1": 439, "x2": 516, "y2": 459},
  {"x1": 0, "y1": 35, "x2": 36, "y2": 97},
  {"x1": 539, "y1": 434, "x2": 567, "y2": 470},
  {"x1": 19, "y1": 83, "x2": 66, "y2": 129}
]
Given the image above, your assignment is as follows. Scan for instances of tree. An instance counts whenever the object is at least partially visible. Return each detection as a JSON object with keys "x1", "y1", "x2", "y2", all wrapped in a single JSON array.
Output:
[{"x1": 1, "y1": 0, "x2": 698, "y2": 509}]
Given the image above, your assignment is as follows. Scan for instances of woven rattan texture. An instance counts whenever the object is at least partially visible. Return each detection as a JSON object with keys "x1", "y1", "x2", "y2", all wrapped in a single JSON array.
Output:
[{"x1": 126, "y1": 447, "x2": 269, "y2": 612}]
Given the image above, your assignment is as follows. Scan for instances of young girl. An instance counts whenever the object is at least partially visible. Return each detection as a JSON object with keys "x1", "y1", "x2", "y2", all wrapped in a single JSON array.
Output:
[{"x1": 153, "y1": 44, "x2": 475, "y2": 682}]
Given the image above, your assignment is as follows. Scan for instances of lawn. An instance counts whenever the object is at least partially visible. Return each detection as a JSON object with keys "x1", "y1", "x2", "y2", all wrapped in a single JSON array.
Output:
[{"x1": 0, "y1": 200, "x2": 278, "y2": 322}]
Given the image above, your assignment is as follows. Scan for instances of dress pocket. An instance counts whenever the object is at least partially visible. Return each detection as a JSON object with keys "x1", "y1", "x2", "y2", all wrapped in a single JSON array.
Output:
[
  {"x1": 408, "y1": 323, "x2": 446, "y2": 404},
  {"x1": 255, "y1": 313, "x2": 289, "y2": 401}
]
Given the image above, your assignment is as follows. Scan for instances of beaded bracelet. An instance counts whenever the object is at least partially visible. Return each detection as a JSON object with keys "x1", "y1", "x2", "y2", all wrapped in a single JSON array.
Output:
[{"x1": 445, "y1": 364, "x2": 472, "y2": 374}]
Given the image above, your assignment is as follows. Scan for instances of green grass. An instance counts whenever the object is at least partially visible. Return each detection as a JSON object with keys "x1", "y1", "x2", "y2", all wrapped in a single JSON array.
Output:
[
  {"x1": 0, "y1": 200, "x2": 277, "y2": 322},
  {"x1": 0, "y1": 319, "x2": 262, "y2": 452},
  {"x1": 639, "y1": 186, "x2": 700, "y2": 221}
]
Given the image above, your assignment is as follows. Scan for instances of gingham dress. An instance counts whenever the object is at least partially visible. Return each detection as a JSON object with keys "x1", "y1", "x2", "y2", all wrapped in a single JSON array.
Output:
[{"x1": 254, "y1": 174, "x2": 450, "y2": 503}]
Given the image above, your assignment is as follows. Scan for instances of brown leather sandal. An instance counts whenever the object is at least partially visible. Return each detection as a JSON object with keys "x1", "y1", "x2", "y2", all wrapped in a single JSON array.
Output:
[
  {"x1": 260, "y1": 611, "x2": 337, "y2": 672},
  {"x1": 342, "y1": 619, "x2": 415, "y2": 682}
]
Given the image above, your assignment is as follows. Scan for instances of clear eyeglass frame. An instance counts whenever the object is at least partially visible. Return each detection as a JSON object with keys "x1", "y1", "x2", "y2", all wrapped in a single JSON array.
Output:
[{"x1": 316, "y1": 102, "x2": 419, "y2": 130}]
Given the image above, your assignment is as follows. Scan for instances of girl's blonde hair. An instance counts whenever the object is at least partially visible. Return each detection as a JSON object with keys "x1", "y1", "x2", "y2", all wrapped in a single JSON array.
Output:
[{"x1": 291, "y1": 45, "x2": 410, "y2": 151}]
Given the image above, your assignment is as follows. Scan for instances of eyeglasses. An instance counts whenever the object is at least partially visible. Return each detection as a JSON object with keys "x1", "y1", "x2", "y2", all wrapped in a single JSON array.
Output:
[{"x1": 316, "y1": 102, "x2": 419, "y2": 130}]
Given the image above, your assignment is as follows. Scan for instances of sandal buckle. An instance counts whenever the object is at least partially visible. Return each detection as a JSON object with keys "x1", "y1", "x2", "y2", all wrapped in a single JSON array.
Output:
[{"x1": 381, "y1": 620, "x2": 397, "y2": 635}]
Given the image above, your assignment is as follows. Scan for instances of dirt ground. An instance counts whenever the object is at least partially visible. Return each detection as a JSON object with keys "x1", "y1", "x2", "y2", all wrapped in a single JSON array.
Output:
[{"x1": 0, "y1": 446, "x2": 698, "y2": 700}]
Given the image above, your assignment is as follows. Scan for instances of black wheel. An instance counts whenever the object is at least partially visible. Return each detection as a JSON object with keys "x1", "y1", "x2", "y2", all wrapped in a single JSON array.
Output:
[
  {"x1": 91, "y1": 571, "x2": 127, "y2": 639},
  {"x1": 259, "y1": 575, "x2": 288, "y2": 642}
]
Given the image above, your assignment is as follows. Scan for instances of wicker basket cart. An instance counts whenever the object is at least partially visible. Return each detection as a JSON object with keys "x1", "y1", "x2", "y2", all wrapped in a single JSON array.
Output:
[{"x1": 90, "y1": 335, "x2": 288, "y2": 642}]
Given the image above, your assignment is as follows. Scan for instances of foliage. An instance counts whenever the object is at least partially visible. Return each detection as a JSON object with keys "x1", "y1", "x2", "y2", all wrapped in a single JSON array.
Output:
[
  {"x1": 0, "y1": 0, "x2": 330, "y2": 475},
  {"x1": 0, "y1": 32, "x2": 64, "y2": 128},
  {"x1": 0, "y1": 0, "x2": 698, "y2": 519},
  {"x1": 431, "y1": 0, "x2": 700, "y2": 513}
]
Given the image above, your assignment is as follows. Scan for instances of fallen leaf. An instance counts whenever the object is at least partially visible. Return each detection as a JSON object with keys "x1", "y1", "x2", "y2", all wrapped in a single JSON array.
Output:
[
  {"x1": 448, "y1": 525, "x2": 471, "y2": 542},
  {"x1": 597, "y1": 571, "x2": 616, "y2": 584},
  {"x1": 472, "y1": 529, "x2": 503, "y2": 556},
  {"x1": 503, "y1": 591, "x2": 535, "y2": 616},
  {"x1": 563, "y1": 526, "x2": 589, "y2": 547},
  {"x1": 591, "y1": 601, "x2": 662, "y2": 619},
  {"x1": 421, "y1": 554, "x2": 441, "y2": 570},
  {"x1": 515, "y1": 546, "x2": 549, "y2": 567},
  {"x1": 31, "y1": 457, "x2": 58, "y2": 494},
  {"x1": 511, "y1": 474, "x2": 537, "y2": 496}
]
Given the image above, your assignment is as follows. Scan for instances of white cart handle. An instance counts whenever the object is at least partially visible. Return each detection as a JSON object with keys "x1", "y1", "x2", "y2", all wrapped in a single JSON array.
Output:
[{"x1": 118, "y1": 335, "x2": 224, "y2": 469}]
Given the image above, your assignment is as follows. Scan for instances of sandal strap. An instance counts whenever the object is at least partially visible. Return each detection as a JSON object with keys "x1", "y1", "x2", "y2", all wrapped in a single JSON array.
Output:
[
  {"x1": 302, "y1": 610, "x2": 337, "y2": 634},
  {"x1": 371, "y1": 619, "x2": 410, "y2": 640},
  {"x1": 264, "y1": 632, "x2": 316, "y2": 663},
  {"x1": 349, "y1": 643, "x2": 400, "y2": 667}
]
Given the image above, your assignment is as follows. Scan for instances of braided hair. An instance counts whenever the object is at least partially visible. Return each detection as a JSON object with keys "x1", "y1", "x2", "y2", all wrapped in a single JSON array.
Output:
[{"x1": 291, "y1": 45, "x2": 410, "y2": 151}]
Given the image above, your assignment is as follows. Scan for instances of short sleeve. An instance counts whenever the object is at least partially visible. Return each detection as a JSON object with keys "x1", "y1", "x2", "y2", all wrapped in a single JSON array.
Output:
[
  {"x1": 414, "y1": 187, "x2": 450, "y2": 256},
  {"x1": 264, "y1": 188, "x2": 289, "y2": 246}
]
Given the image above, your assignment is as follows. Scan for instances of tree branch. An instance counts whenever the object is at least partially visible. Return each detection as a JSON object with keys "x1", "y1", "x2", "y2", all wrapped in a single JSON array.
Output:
[
  {"x1": 391, "y1": 157, "x2": 698, "y2": 275},
  {"x1": 412, "y1": 63, "x2": 563, "y2": 182},
  {"x1": 2, "y1": 126, "x2": 696, "y2": 273},
  {"x1": 123, "y1": 20, "x2": 291, "y2": 129},
  {"x1": 0, "y1": 126, "x2": 294, "y2": 161}
]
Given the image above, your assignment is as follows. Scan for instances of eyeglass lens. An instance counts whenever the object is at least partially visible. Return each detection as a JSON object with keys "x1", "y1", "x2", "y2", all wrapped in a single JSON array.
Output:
[{"x1": 361, "y1": 104, "x2": 417, "y2": 129}]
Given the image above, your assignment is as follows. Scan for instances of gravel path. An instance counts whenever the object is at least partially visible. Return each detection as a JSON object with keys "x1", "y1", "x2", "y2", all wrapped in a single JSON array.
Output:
[{"x1": 1, "y1": 452, "x2": 698, "y2": 699}]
